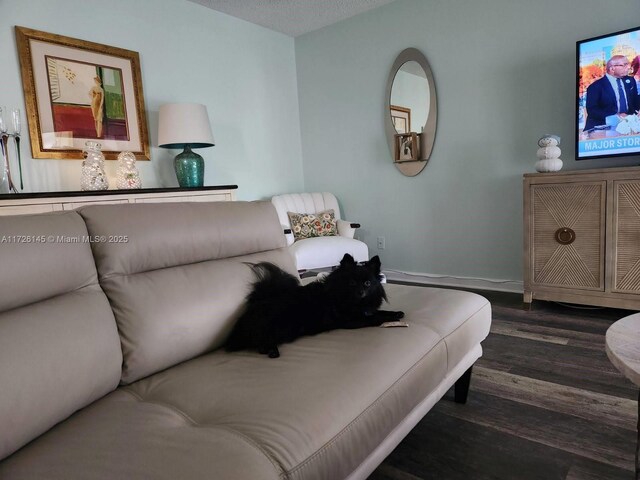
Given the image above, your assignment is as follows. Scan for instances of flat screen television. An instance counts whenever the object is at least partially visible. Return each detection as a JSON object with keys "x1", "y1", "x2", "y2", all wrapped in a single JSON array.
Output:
[{"x1": 576, "y1": 26, "x2": 640, "y2": 160}]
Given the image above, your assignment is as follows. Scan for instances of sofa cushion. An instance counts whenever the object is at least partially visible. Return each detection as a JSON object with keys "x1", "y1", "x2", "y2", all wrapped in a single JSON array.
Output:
[
  {"x1": 384, "y1": 284, "x2": 492, "y2": 371},
  {"x1": 0, "y1": 211, "x2": 101, "y2": 312},
  {"x1": 78, "y1": 201, "x2": 298, "y2": 384},
  {"x1": 0, "y1": 211, "x2": 122, "y2": 461},
  {"x1": 0, "y1": 390, "x2": 282, "y2": 480},
  {"x1": 78, "y1": 201, "x2": 288, "y2": 277}
]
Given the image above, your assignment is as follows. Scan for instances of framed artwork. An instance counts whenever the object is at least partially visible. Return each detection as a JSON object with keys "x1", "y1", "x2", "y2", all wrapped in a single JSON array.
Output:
[
  {"x1": 394, "y1": 132, "x2": 420, "y2": 162},
  {"x1": 390, "y1": 105, "x2": 411, "y2": 134},
  {"x1": 15, "y1": 26, "x2": 150, "y2": 160}
]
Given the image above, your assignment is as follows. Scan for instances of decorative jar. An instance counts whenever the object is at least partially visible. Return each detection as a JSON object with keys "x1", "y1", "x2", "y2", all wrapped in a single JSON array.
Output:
[
  {"x1": 80, "y1": 141, "x2": 109, "y2": 191},
  {"x1": 116, "y1": 151, "x2": 142, "y2": 189}
]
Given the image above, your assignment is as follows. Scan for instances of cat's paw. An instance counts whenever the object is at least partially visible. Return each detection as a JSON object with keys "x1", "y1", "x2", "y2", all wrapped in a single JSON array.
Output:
[{"x1": 393, "y1": 311, "x2": 405, "y2": 319}]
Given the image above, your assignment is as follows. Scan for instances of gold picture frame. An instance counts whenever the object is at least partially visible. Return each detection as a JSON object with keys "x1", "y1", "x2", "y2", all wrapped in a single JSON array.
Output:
[{"x1": 15, "y1": 26, "x2": 150, "y2": 160}]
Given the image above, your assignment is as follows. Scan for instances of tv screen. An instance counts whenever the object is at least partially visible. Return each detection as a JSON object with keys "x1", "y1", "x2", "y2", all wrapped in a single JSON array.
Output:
[{"x1": 576, "y1": 26, "x2": 640, "y2": 160}]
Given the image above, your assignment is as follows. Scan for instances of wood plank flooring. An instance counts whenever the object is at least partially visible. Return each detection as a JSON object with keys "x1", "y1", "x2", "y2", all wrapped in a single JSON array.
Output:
[{"x1": 368, "y1": 288, "x2": 638, "y2": 480}]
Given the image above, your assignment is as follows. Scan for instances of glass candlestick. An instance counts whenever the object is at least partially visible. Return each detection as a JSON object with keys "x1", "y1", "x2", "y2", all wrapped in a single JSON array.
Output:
[
  {"x1": 11, "y1": 108, "x2": 24, "y2": 190},
  {"x1": 0, "y1": 147, "x2": 8, "y2": 194},
  {"x1": 0, "y1": 107, "x2": 14, "y2": 193},
  {"x1": 0, "y1": 107, "x2": 7, "y2": 135},
  {"x1": 11, "y1": 108, "x2": 20, "y2": 135}
]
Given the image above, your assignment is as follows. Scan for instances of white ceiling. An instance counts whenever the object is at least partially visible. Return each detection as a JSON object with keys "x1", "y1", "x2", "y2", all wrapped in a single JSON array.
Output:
[{"x1": 188, "y1": 0, "x2": 398, "y2": 37}]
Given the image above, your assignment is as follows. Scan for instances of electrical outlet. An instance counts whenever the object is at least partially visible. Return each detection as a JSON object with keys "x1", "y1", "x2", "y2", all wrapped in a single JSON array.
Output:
[{"x1": 377, "y1": 236, "x2": 385, "y2": 250}]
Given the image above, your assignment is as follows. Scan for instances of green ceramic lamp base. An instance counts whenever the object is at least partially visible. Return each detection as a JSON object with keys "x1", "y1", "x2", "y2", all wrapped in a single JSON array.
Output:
[{"x1": 174, "y1": 145, "x2": 204, "y2": 187}]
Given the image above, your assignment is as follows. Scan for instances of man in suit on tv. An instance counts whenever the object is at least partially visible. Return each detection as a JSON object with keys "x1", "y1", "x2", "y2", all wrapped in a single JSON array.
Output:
[{"x1": 584, "y1": 55, "x2": 639, "y2": 131}]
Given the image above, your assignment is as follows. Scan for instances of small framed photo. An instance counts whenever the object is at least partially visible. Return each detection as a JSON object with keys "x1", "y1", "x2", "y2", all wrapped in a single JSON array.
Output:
[
  {"x1": 15, "y1": 26, "x2": 150, "y2": 160},
  {"x1": 394, "y1": 133, "x2": 420, "y2": 162},
  {"x1": 390, "y1": 105, "x2": 411, "y2": 134}
]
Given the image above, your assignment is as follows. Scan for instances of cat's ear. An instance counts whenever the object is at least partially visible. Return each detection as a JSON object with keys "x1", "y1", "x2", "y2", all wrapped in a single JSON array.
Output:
[
  {"x1": 367, "y1": 255, "x2": 381, "y2": 274},
  {"x1": 340, "y1": 253, "x2": 356, "y2": 267}
]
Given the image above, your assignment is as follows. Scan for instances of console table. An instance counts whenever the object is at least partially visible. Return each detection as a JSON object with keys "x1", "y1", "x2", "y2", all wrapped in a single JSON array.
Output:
[
  {"x1": 523, "y1": 166, "x2": 640, "y2": 310},
  {"x1": 0, "y1": 185, "x2": 237, "y2": 216}
]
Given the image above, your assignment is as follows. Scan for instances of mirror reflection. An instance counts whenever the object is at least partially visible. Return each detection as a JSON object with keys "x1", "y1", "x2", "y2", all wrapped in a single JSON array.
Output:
[{"x1": 390, "y1": 61, "x2": 430, "y2": 135}]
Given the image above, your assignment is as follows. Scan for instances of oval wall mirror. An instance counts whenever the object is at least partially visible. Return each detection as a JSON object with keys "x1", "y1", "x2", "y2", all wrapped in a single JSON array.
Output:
[{"x1": 385, "y1": 48, "x2": 437, "y2": 177}]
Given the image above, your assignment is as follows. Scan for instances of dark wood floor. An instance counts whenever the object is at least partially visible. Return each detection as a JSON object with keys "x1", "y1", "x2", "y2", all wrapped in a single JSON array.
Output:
[{"x1": 369, "y1": 287, "x2": 638, "y2": 480}]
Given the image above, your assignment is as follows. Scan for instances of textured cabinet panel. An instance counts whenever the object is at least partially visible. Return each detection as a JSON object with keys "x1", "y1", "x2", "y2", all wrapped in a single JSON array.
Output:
[
  {"x1": 524, "y1": 167, "x2": 640, "y2": 310},
  {"x1": 613, "y1": 181, "x2": 640, "y2": 293},
  {"x1": 531, "y1": 182, "x2": 605, "y2": 290}
]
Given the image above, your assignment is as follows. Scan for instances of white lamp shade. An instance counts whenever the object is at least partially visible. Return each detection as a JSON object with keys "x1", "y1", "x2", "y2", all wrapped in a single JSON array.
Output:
[{"x1": 158, "y1": 103, "x2": 215, "y2": 149}]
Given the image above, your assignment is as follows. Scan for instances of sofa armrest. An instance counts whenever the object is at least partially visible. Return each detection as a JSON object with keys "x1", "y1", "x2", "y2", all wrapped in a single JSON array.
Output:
[{"x1": 337, "y1": 219, "x2": 360, "y2": 239}]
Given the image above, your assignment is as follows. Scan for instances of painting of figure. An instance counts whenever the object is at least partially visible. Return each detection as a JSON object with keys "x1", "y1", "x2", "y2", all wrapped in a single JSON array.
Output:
[{"x1": 46, "y1": 57, "x2": 129, "y2": 141}]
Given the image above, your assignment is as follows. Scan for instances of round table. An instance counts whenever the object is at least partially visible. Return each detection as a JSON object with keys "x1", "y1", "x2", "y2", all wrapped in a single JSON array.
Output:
[{"x1": 606, "y1": 313, "x2": 640, "y2": 479}]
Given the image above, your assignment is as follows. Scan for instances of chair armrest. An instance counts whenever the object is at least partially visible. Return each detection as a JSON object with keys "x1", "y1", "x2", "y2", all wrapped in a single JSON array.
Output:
[
  {"x1": 282, "y1": 226, "x2": 295, "y2": 246},
  {"x1": 337, "y1": 219, "x2": 360, "y2": 239}
]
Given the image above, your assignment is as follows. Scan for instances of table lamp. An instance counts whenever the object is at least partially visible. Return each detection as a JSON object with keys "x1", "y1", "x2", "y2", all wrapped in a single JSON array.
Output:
[{"x1": 158, "y1": 103, "x2": 215, "y2": 187}]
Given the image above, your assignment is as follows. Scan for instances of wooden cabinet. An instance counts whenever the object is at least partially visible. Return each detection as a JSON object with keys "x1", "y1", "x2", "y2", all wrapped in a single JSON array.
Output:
[
  {"x1": 524, "y1": 167, "x2": 640, "y2": 310},
  {"x1": 0, "y1": 186, "x2": 237, "y2": 216},
  {"x1": 612, "y1": 180, "x2": 640, "y2": 294}
]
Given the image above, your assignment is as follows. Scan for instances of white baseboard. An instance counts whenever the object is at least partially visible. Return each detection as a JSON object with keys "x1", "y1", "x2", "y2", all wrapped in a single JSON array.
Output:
[{"x1": 383, "y1": 269, "x2": 523, "y2": 294}]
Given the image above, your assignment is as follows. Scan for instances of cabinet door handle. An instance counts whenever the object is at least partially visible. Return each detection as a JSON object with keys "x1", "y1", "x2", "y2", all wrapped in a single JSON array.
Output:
[{"x1": 555, "y1": 227, "x2": 576, "y2": 245}]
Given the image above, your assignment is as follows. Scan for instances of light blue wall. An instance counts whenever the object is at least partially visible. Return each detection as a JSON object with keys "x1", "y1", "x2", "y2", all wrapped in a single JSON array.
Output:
[
  {"x1": 4, "y1": 0, "x2": 639, "y2": 283},
  {"x1": 295, "y1": 0, "x2": 640, "y2": 284},
  {"x1": 0, "y1": 0, "x2": 304, "y2": 200}
]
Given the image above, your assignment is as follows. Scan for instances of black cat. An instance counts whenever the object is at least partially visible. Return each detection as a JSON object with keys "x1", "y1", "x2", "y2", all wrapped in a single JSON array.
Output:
[{"x1": 225, "y1": 254, "x2": 404, "y2": 358}]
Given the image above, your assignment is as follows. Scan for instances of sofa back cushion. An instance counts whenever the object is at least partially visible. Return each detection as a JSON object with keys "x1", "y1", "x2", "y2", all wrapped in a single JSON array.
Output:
[
  {"x1": 78, "y1": 201, "x2": 296, "y2": 384},
  {"x1": 0, "y1": 211, "x2": 122, "y2": 461}
]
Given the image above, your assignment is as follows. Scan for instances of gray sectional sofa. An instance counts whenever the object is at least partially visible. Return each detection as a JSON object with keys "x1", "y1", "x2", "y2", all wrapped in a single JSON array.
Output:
[{"x1": 0, "y1": 200, "x2": 491, "y2": 479}]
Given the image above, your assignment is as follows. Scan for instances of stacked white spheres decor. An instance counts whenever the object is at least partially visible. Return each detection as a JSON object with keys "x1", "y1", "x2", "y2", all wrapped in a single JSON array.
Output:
[{"x1": 535, "y1": 134, "x2": 563, "y2": 172}]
